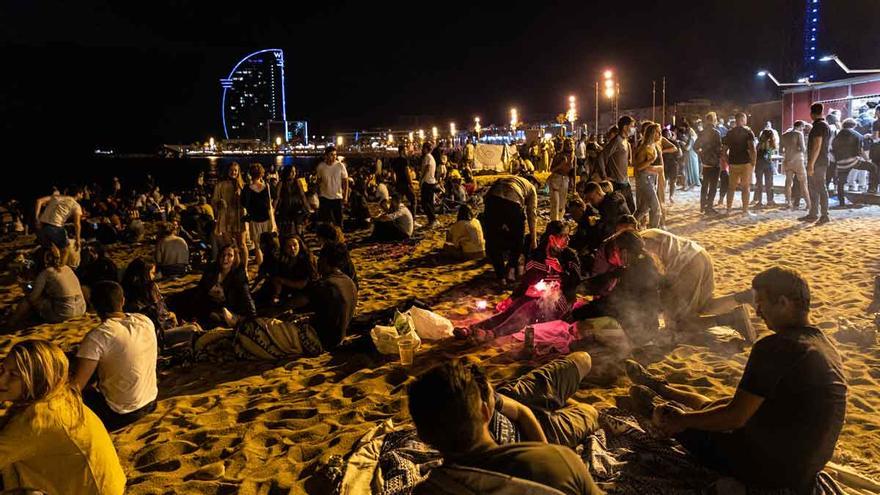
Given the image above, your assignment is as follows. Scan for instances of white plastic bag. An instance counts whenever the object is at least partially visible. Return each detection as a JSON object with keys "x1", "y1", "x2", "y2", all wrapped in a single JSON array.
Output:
[
  {"x1": 370, "y1": 311, "x2": 423, "y2": 355},
  {"x1": 408, "y1": 306, "x2": 454, "y2": 340}
]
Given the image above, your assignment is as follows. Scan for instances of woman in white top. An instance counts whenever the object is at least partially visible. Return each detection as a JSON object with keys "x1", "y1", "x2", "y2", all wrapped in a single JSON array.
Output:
[{"x1": 6, "y1": 244, "x2": 86, "y2": 328}]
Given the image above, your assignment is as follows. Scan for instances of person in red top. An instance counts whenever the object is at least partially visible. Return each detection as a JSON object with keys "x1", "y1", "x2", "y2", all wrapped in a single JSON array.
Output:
[{"x1": 461, "y1": 221, "x2": 581, "y2": 339}]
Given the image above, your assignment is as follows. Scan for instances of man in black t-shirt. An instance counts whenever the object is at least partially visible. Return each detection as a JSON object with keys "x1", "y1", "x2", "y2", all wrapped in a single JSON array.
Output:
[
  {"x1": 629, "y1": 267, "x2": 847, "y2": 494},
  {"x1": 389, "y1": 144, "x2": 416, "y2": 213},
  {"x1": 409, "y1": 360, "x2": 601, "y2": 495},
  {"x1": 721, "y1": 112, "x2": 757, "y2": 216},
  {"x1": 801, "y1": 103, "x2": 832, "y2": 224}
]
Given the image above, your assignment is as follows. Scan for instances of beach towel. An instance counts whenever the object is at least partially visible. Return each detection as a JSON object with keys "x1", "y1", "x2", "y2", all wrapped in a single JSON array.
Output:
[{"x1": 333, "y1": 409, "x2": 856, "y2": 495}]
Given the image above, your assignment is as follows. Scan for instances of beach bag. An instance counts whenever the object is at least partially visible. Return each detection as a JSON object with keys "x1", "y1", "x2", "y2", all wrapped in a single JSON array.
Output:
[{"x1": 408, "y1": 306, "x2": 454, "y2": 340}]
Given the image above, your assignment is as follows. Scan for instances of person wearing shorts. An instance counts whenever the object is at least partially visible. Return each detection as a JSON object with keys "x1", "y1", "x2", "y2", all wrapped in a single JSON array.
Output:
[{"x1": 722, "y1": 112, "x2": 757, "y2": 216}]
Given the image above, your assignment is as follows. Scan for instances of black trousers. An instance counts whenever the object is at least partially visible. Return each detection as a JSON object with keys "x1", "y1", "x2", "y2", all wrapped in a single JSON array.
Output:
[
  {"x1": 836, "y1": 161, "x2": 878, "y2": 205},
  {"x1": 371, "y1": 220, "x2": 409, "y2": 242},
  {"x1": 319, "y1": 198, "x2": 344, "y2": 226},
  {"x1": 397, "y1": 184, "x2": 416, "y2": 213},
  {"x1": 700, "y1": 166, "x2": 720, "y2": 211},
  {"x1": 83, "y1": 387, "x2": 157, "y2": 432},
  {"x1": 420, "y1": 183, "x2": 437, "y2": 223},
  {"x1": 718, "y1": 169, "x2": 730, "y2": 203},
  {"x1": 484, "y1": 195, "x2": 525, "y2": 281},
  {"x1": 612, "y1": 181, "x2": 636, "y2": 214},
  {"x1": 754, "y1": 159, "x2": 775, "y2": 204}
]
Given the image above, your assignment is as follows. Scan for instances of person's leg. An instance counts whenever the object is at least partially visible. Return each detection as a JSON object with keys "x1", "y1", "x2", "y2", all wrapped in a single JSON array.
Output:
[
  {"x1": 420, "y1": 185, "x2": 435, "y2": 224},
  {"x1": 725, "y1": 165, "x2": 740, "y2": 213},
  {"x1": 753, "y1": 162, "x2": 764, "y2": 205},
  {"x1": 815, "y1": 166, "x2": 829, "y2": 218},
  {"x1": 615, "y1": 182, "x2": 635, "y2": 213},
  {"x1": 740, "y1": 164, "x2": 753, "y2": 213},
  {"x1": 764, "y1": 163, "x2": 775, "y2": 204},
  {"x1": 498, "y1": 352, "x2": 592, "y2": 410},
  {"x1": 624, "y1": 360, "x2": 712, "y2": 410},
  {"x1": 559, "y1": 176, "x2": 569, "y2": 219},
  {"x1": 784, "y1": 167, "x2": 794, "y2": 206},
  {"x1": 718, "y1": 169, "x2": 729, "y2": 205},
  {"x1": 548, "y1": 182, "x2": 561, "y2": 221},
  {"x1": 837, "y1": 168, "x2": 849, "y2": 206}
]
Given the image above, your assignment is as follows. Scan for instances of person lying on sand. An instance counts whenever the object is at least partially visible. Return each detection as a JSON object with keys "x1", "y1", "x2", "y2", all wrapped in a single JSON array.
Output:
[
  {"x1": 408, "y1": 359, "x2": 602, "y2": 495},
  {"x1": 627, "y1": 267, "x2": 847, "y2": 494},
  {"x1": 0, "y1": 340, "x2": 126, "y2": 495},
  {"x1": 72, "y1": 281, "x2": 158, "y2": 432},
  {"x1": 470, "y1": 352, "x2": 598, "y2": 450},
  {"x1": 458, "y1": 221, "x2": 580, "y2": 340},
  {"x1": 615, "y1": 218, "x2": 756, "y2": 342}
]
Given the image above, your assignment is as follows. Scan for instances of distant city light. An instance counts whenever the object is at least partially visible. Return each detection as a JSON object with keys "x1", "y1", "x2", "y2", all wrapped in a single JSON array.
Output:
[
  {"x1": 603, "y1": 70, "x2": 613, "y2": 79},
  {"x1": 275, "y1": 136, "x2": 282, "y2": 146},
  {"x1": 431, "y1": 126, "x2": 438, "y2": 140},
  {"x1": 336, "y1": 136, "x2": 343, "y2": 146}
]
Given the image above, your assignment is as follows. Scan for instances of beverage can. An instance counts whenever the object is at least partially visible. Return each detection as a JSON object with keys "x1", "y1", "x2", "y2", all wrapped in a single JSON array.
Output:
[{"x1": 524, "y1": 325, "x2": 535, "y2": 352}]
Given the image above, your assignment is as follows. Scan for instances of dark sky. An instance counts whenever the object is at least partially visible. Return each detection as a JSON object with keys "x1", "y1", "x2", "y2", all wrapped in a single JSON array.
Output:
[{"x1": 2, "y1": 0, "x2": 878, "y2": 155}]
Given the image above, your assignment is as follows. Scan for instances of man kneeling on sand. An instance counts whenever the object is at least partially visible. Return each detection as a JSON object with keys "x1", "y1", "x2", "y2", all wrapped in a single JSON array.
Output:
[
  {"x1": 627, "y1": 267, "x2": 847, "y2": 493},
  {"x1": 409, "y1": 358, "x2": 602, "y2": 495},
  {"x1": 73, "y1": 281, "x2": 159, "y2": 432}
]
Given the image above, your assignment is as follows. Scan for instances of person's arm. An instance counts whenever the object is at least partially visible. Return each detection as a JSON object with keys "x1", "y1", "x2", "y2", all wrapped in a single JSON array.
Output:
[
  {"x1": 71, "y1": 357, "x2": 100, "y2": 391},
  {"x1": 0, "y1": 413, "x2": 40, "y2": 467},
  {"x1": 748, "y1": 136, "x2": 757, "y2": 168},
  {"x1": 655, "y1": 388, "x2": 764, "y2": 435},
  {"x1": 526, "y1": 202, "x2": 538, "y2": 250},
  {"x1": 72, "y1": 208, "x2": 82, "y2": 249},
  {"x1": 497, "y1": 393, "x2": 548, "y2": 443},
  {"x1": 33, "y1": 196, "x2": 50, "y2": 230},
  {"x1": 808, "y1": 136, "x2": 823, "y2": 175},
  {"x1": 660, "y1": 137, "x2": 677, "y2": 154},
  {"x1": 27, "y1": 269, "x2": 48, "y2": 304}
]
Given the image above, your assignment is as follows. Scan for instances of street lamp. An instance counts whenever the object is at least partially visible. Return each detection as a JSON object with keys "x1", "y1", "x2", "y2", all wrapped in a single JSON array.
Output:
[
  {"x1": 431, "y1": 126, "x2": 438, "y2": 141},
  {"x1": 418, "y1": 129, "x2": 425, "y2": 142},
  {"x1": 757, "y1": 70, "x2": 813, "y2": 87},
  {"x1": 474, "y1": 117, "x2": 481, "y2": 138},
  {"x1": 275, "y1": 136, "x2": 282, "y2": 147},
  {"x1": 820, "y1": 54, "x2": 880, "y2": 74},
  {"x1": 408, "y1": 131, "x2": 414, "y2": 143},
  {"x1": 566, "y1": 96, "x2": 577, "y2": 135},
  {"x1": 387, "y1": 133, "x2": 394, "y2": 144},
  {"x1": 510, "y1": 108, "x2": 518, "y2": 129}
]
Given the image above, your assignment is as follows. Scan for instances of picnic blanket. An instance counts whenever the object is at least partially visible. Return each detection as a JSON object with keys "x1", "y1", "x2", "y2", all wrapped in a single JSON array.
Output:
[{"x1": 329, "y1": 409, "x2": 858, "y2": 495}]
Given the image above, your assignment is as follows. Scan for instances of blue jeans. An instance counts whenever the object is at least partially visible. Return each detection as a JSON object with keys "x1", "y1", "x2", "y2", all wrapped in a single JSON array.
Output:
[{"x1": 635, "y1": 172, "x2": 661, "y2": 228}]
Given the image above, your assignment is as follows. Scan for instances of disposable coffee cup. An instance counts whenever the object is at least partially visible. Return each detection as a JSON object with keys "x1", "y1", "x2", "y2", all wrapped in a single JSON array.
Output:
[{"x1": 398, "y1": 338, "x2": 416, "y2": 366}]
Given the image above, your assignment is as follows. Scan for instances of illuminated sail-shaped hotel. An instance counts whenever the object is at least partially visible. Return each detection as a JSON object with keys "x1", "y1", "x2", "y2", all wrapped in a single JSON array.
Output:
[{"x1": 220, "y1": 49, "x2": 288, "y2": 140}]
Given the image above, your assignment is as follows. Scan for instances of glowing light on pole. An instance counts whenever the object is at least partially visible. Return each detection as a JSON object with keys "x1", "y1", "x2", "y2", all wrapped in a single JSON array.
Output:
[
  {"x1": 336, "y1": 136, "x2": 343, "y2": 147},
  {"x1": 450, "y1": 122, "x2": 457, "y2": 146},
  {"x1": 474, "y1": 117, "x2": 481, "y2": 138},
  {"x1": 275, "y1": 136, "x2": 282, "y2": 147},
  {"x1": 431, "y1": 126, "x2": 438, "y2": 141},
  {"x1": 387, "y1": 133, "x2": 394, "y2": 144},
  {"x1": 510, "y1": 108, "x2": 519, "y2": 129},
  {"x1": 208, "y1": 137, "x2": 215, "y2": 150},
  {"x1": 418, "y1": 129, "x2": 425, "y2": 142},
  {"x1": 408, "y1": 131, "x2": 414, "y2": 142},
  {"x1": 566, "y1": 96, "x2": 577, "y2": 135}
]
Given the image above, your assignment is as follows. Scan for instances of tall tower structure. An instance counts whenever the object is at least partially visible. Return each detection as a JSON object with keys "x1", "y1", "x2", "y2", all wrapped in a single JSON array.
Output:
[
  {"x1": 801, "y1": 0, "x2": 820, "y2": 80},
  {"x1": 220, "y1": 49, "x2": 288, "y2": 141}
]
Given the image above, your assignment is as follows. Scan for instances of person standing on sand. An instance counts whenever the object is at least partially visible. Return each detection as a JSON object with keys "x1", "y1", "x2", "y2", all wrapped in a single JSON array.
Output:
[
  {"x1": 212, "y1": 162, "x2": 248, "y2": 271},
  {"x1": 241, "y1": 163, "x2": 276, "y2": 270},
  {"x1": 34, "y1": 185, "x2": 84, "y2": 259},
  {"x1": 482, "y1": 175, "x2": 538, "y2": 287},
  {"x1": 418, "y1": 141, "x2": 439, "y2": 229},
  {"x1": 722, "y1": 112, "x2": 757, "y2": 216},
  {"x1": 695, "y1": 112, "x2": 722, "y2": 215},
  {"x1": 801, "y1": 103, "x2": 832, "y2": 224},
  {"x1": 390, "y1": 144, "x2": 416, "y2": 213},
  {"x1": 629, "y1": 266, "x2": 847, "y2": 494},
  {"x1": 780, "y1": 121, "x2": 811, "y2": 211},
  {"x1": 315, "y1": 146, "x2": 349, "y2": 227},
  {"x1": 547, "y1": 139, "x2": 574, "y2": 221},
  {"x1": 408, "y1": 360, "x2": 602, "y2": 495}
]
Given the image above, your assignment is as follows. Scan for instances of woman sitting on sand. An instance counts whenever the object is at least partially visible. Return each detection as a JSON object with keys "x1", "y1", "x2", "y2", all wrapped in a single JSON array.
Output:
[
  {"x1": 0, "y1": 340, "x2": 126, "y2": 495},
  {"x1": 444, "y1": 205, "x2": 485, "y2": 261},
  {"x1": 315, "y1": 222, "x2": 358, "y2": 288},
  {"x1": 266, "y1": 234, "x2": 318, "y2": 305},
  {"x1": 460, "y1": 221, "x2": 581, "y2": 339},
  {"x1": 572, "y1": 229, "x2": 662, "y2": 347},
  {"x1": 194, "y1": 244, "x2": 257, "y2": 327},
  {"x1": 6, "y1": 244, "x2": 86, "y2": 328}
]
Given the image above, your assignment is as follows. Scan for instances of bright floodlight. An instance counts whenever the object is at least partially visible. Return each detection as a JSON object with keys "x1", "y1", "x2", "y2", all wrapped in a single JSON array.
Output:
[
  {"x1": 569, "y1": 95, "x2": 576, "y2": 103},
  {"x1": 819, "y1": 55, "x2": 835, "y2": 62},
  {"x1": 757, "y1": 71, "x2": 767, "y2": 76},
  {"x1": 604, "y1": 79, "x2": 615, "y2": 88},
  {"x1": 604, "y1": 87, "x2": 615, "y2": 98},
  {"x1": 603, "y1": 70, "x2": 613, "y2": 79}
]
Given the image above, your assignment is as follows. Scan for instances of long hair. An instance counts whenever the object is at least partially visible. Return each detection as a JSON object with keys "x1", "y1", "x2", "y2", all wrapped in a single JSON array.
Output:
[
  {"x1": 533, "y1": 220, "x2": 567, "y2": 262},
  {"x1": 121, "y1": 257, "x2": 158, "y2": 307},
  {"x1": 2, "y1": 340, "x2": 83, "y2": 426},
  {"x1": 226, "y1": 162, "x2": 245, "y2": 189}
]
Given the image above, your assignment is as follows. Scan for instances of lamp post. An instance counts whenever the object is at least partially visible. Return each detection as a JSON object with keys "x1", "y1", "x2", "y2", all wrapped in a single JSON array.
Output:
[
  {"x1": 820, "y1": 55, "x2": 880, "y2": 74},
  {"x1": 566, "y1": 95, "x2": 577, "y2": 137},
  {"x1": 757, "y1": 70, "x2": 814, "y2": 87},
  {"x1": 450, "y1": 122, "x2": 457, "y2": 146},
  {"x1": 474, "y1": 117, "x2": 481, "y2": 140},
  {"x1": 431, "y1": 126, "x2": 438, "y2": 142},
  {"x1": 603, "y1": 70, "x2": 617, "y2": 124}
]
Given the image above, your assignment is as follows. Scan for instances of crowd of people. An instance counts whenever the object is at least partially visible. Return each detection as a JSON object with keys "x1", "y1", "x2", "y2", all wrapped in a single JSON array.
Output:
[{"x1": 1, "y1": 102, "x2": 875, "y2": 494}]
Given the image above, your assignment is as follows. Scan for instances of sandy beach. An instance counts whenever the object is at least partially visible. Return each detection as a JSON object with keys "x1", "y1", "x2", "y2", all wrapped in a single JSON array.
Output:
[{"x1": 2, "y1": 185, "x2": 879, "y2": 494}]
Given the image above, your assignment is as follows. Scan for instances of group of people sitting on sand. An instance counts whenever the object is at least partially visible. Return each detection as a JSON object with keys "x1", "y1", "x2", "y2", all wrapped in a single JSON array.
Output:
[{"x1": 0, "y1": 141, "x2": 852, "y2": 494}]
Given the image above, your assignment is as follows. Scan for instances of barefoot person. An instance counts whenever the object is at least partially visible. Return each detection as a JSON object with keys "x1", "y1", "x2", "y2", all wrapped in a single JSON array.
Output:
[
  {"x1": 483, "y1": 175, "x2": 538, "y2": 286},
  {"x1": 0, "y1": 340, "x2": 126, "y2": 494},
  {"x1": 408, "y1": 360, "x2": 601, "y2": 495},
  {"x1": 629, "y1": 267, "x2": 847, "y2": 494},
  {"x1": 722, "y1": 112, "x2": 757, "y2": 216},
  {"x1": 471, "y1": 352, "x2": 598, "y2": 449}
]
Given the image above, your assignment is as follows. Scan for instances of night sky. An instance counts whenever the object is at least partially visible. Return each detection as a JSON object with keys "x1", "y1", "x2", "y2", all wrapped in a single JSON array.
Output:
[{"x1": 2, "y1": 0, "x2": 878, "y2": 157}]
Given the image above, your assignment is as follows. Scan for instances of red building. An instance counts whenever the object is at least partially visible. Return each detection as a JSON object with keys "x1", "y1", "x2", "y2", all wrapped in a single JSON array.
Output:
[{"x1": 782, "y1": 74, "x2": 880, "y2": 129}]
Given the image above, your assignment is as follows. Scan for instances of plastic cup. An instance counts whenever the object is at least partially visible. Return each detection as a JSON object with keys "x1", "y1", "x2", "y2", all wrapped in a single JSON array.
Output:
[{"x1": 398, "y1": 339, "x2": 416, "y2": 366}]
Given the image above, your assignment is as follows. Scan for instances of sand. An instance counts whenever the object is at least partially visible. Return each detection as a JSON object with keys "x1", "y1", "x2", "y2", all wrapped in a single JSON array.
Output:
[{"x1": 2, "y1": 184, "x2": 880, "y2": 494}]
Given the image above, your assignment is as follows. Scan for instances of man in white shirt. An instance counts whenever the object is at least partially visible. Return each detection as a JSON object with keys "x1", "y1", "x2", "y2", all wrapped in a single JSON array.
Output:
[
  {"x1": 315, "y1": 146, "x2": 349, "y2": 226},
  {"x1": 73, "y1": 281, "x2": 158, "y2": 432},
  {"x1": 34, "y1": 186, "x2": 84, "y2": 252},
  {"x1": 371, "y1": 193, "x2": 413, "y2": 241},
  {"x1": 419, "y1": 142, "x2": 438, "y2": 228}
]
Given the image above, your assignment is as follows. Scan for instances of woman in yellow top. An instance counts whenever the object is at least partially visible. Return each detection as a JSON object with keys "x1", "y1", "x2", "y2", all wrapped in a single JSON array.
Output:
[
  {"x1": 633, "y1": 123, "x2": 665, "y2": 228},
  {"x1": 444, "y1": 205, "x2": 485, "y2": 261},
  {"x1": 0, "y1": 340, "x2": 126, "y2": 495}
]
